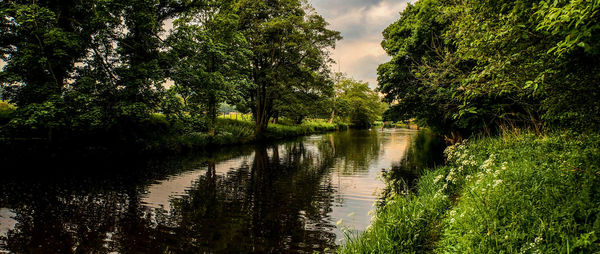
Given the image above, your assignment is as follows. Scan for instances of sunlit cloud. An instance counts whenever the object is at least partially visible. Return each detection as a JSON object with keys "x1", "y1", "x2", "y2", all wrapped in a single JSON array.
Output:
[{"x1": 310, "y1": 0, "x2": 413, "y2": 88}]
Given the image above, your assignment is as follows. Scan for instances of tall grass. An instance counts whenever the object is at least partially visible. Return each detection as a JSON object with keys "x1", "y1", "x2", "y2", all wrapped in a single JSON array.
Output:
[
  {"x1": 146, "y1": 118, "x2": 345, "y2": 153},
  {"x1": 341, "y1": 131, "x2": 600, "y2": 253},
  {"x1": 264, "y1": 120, "x2": 341, "y2": 139}
]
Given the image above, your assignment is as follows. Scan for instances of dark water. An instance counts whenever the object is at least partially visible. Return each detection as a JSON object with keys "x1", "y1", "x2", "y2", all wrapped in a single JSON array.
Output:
[{"x1": 0, "y1": 129, "x2": 439, "y2": 253}]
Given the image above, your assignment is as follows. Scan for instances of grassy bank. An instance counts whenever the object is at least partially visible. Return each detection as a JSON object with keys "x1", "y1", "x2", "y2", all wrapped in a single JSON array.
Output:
[
  {"x1": 143, "y1": 118, "x2": 346, "y2": 154},
  {"x1": 0, "y1": 114, "x2": 346, "y2": 158},
  {"x1": 341, "y1": 132, "x2": 600, "y2": 253}
]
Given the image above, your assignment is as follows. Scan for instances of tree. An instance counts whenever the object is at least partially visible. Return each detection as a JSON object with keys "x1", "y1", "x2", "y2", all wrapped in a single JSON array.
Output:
[
  {"x1": 0, "y1": 0, "x2": 208, "y2": 137},
  {"x1": 167, "y1": 0, "x2": 250, "y2": 128},
  {"x1": 0, "y1": 1, "x2": 101, "y2": 106},
  {"x1": 377, "y1": 0, "x2": 460, "y2": 135},
  {"x1": 234, "y1": 0, "x2": 341, "y2": 137},
  {"x1": 378, "y1": 0, "x2": 600, "y2": 137},
  {"x1": 274, "y1": 87, "x2": 332, "y2": 124},
  {"x1": 334, "y1": 76, "x2": 387, "y2": 128}
]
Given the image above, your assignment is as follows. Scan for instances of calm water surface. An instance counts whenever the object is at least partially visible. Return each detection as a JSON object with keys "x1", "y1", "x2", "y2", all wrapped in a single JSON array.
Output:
[{"x1": 0, "y1": 129, "x2": 428, "y2": 253}]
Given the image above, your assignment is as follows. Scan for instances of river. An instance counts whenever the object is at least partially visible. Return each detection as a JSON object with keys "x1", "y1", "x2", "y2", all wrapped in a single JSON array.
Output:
[{"x1": 0, "y1": 128, "x2": 441, "y2": 253}]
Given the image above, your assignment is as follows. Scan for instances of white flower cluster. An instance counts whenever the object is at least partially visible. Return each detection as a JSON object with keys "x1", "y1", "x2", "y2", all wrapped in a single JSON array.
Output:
[
  {"x1": 444, "y1": 140, "x2": 468, "y2": 162},
  {"x1": 434, "y1": 174, "x2": 444, "y2": 183},
  {"x1": 481, "y1": 154, "x2": 497, "y2": 173},
  {"x1": 446, "y1": 168, "x2": 457, "y2": 182},
  {"x1": 493, "y1": 179, "x2": 503, "y2": 188},
  {"x1": 519, "y1": 236, "x2": 544, "y2": 254}
]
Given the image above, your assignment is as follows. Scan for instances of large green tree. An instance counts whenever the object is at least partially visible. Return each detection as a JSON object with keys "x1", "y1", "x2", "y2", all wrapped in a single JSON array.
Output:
[
  {"x1": 0, "y1": 0, "x2": 207, "y2": 136},
  {"x1": 333, "y1": 75, "x2": 387, "y2": 128},
  {"x1": 167, "y1": 0, "x2": 250, "y2": 128},
  {"x1": 234, "y1": 0, "x2": 341, "y2": 136},
  {"x1": 0, "y1": 1, "x2": 100, "y2": 105}
]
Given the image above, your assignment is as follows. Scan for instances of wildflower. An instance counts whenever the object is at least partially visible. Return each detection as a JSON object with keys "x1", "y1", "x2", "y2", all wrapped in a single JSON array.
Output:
[
  {"x1": 449, "y1": 210, "x2": 456, "y2": 217},
  {"x1": 535, "y1": 236, "x2": 543, "y2": 243},
  {"x1": 493, "y1": 179, "x2": 503, "y2": 188},
  {"x1": 434, "y1": 175, "x2": 444, "y2": 183},
  {"x1": 446, "y1": 170, "x2": 456, "y2": 182},
  {"x1": 481, "y1": 154, "x2": 496, "y2": 169},
  {"x1": 434, "y1": 192, "x2": 447, "y2": 200},
  {"x1": 461, "y1": 157, "x2": 471, "y2": 166}
]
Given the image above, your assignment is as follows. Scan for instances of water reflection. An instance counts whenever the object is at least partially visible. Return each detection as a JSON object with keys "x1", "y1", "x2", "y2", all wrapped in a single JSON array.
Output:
[
  {"x1": 0, "y1": 129, "x2": 427, "y2": 253},
  {"x1": 383, "y1": 129, "x2": 446, "y2": 196}
]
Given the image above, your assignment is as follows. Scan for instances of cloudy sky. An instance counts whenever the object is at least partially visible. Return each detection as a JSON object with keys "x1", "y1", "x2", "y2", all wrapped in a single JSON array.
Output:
[{"x1": 310, "y1": 0, "x2": 413, "y2": 88}]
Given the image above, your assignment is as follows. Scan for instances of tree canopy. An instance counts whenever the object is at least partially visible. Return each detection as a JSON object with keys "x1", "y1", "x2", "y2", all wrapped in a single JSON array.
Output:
[
  {"x1": 233, "y1": 0, "x2": 341, "y2": 136},
  {"x1": 379, "y1": 0, "x2": 600, "y2": 137},
  {"x1": 0, "y1": 0, "x2": 391, "y2": 146}
]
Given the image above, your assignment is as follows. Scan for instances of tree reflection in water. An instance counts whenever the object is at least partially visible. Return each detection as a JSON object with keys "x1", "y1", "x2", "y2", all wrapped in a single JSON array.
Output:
[
  {"x1": 0, "y1": 137, "x2": 350, "y2": 253},
  {"x1": 0, "y1": 129, "x2": 424, "y2": 253}
]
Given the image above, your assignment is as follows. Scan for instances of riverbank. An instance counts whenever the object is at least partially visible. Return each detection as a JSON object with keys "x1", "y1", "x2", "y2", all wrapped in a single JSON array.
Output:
[
  {"x1": 147, "y1": 118, "x2": 347, "y2": 154},
  {"x1": 340, "y1": 131, "x2": 600, "y2": 253},
  {"x1": 0, "y1": 117, "x2": 347, "y2": 160}
]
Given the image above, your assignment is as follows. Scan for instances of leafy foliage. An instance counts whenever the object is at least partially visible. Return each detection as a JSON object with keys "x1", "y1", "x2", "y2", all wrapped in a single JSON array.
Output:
[
  {"x1": 333, "y1": 76, "x2": 387, "y2": 128},
  {"x1": 234, "y1": 0, "x2": 341, "y2": 135},
  {"x1": 0, "y1": 0, "x2": 384, "y2": 151},
  {"x1": 167, "y1": 2, "x2": 250, "y2": 126},
  {"x1": 379, "y1": 0, "x2": 600, "y2": 137}
]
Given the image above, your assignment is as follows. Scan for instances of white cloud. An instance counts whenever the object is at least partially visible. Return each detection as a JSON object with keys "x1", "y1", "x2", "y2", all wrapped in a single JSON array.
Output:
[{"x1": 311, "y1": 0, "x2": 412, "y2": 88}]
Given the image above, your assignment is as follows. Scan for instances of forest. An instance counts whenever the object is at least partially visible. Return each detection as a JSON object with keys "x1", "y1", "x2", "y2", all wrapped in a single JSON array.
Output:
[{"x1": 0, "y1": 0, "x2": 386, "y2": 154}]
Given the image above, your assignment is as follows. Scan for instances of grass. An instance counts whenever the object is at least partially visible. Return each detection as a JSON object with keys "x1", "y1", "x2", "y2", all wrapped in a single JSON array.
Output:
[
  {"x1": 264, "y1": 119, "x2": 345, "y2": 139},
  {"x1": 340, "y1": 131, "x2": 600, "y2": 253},
  {"x1": 145, "y1": 118, "x2": 347, "y2": 154}
]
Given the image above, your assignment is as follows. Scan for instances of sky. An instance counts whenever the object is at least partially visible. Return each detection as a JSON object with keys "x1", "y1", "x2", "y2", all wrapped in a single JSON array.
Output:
[{"x1": 310, "y1": 0, "x2": 413, "y2": 88}]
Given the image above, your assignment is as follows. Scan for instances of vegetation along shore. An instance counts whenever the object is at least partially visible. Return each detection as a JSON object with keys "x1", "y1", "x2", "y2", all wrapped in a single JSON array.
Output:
[
  {"x1": 0, "y1": 0, "x2": 599, "y2": 252},
  {"x1": 341, "y1": 0, "x2": 600, "y2": 252}
]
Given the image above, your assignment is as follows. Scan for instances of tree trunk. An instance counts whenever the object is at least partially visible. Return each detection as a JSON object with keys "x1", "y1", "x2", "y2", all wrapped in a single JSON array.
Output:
[
  {"x1": 253, "y1": 83, "x2": 272, "y2": 139},
  {"x1": 328, "y1": 110, "x2": 335, "y2": 124},
  {"x1": 208, "y1": 95, "x2": 217, "y2": 134}
]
